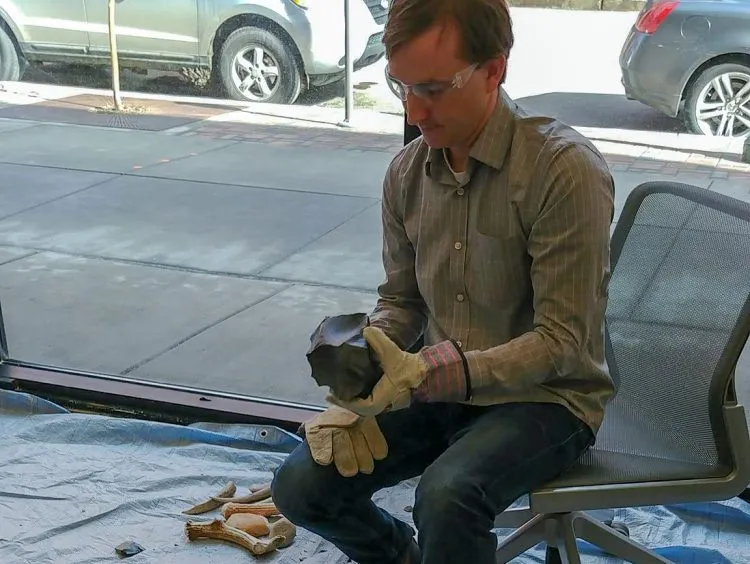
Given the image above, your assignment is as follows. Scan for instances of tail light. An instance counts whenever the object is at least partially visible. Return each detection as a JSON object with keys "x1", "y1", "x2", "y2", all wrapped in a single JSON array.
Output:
[{"x1": 635, "y1": 0, "x2": 680, "y2": 34}]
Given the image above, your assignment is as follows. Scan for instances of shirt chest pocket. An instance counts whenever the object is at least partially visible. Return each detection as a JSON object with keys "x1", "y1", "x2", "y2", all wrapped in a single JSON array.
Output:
[
  {"x1": 466, "y1": 174, "x2": 533, "y2": 306},
  {"x1": 466, "y1": 229, "x2": 531, "y2": 308}
]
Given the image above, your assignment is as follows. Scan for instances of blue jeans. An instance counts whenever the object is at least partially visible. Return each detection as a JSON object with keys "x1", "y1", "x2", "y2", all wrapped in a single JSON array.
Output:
[{"x1": 271, "y1": 401, "x2": 594, "y2": 564}]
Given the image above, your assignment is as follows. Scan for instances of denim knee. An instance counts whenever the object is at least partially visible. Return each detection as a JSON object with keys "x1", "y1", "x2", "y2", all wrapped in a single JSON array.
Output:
[
  {"x1": 271, "y1": 443, "x2": 326, "y2": 523},
  {"x1": 271, "y1": 447, "x2": 309, "y2": 519},
  {"x1": 413, "y1": 467, "x2": 484, "y2": 528}
]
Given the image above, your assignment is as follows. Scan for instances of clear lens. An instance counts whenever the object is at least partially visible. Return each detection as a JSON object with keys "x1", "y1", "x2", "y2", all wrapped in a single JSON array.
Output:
[
  {"x1": 385, "y1": 74, "x2": 406, "y2": 101},
  {"x1": 384, "y1": 65, "x2": 465, "y2": 102}
]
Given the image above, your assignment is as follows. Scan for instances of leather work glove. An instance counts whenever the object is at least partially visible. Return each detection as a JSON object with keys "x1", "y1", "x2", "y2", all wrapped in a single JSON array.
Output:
[
  {"x1": 327, "y1": 326, "x2": 470, "y2": 417},
  {"x1": 302, "y1": 405, "x2": 388, "y2": 477}
]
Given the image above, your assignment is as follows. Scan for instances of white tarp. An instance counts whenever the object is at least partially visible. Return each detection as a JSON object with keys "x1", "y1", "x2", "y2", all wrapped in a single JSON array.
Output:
[{"x1": 1, "y1": 389, "x2": 749, "y2": 564}]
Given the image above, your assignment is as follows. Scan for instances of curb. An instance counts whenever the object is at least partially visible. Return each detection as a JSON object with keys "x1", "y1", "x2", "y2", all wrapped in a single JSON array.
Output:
[
  {"x1": 2, "y1": 80, "x2": 747, "y2": 168},
  {"x1": 510, "y1": 0, "x2": 645, "y2": 10}
]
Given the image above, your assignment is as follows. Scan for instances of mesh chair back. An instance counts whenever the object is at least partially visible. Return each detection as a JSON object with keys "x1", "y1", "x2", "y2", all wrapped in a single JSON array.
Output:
[{"x1": 596, "y1": 182, "x2": 750, "y2": 472}]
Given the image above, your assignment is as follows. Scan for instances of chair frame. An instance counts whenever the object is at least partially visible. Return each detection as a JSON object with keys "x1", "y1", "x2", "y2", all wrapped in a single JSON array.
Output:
[{"x1": 494, "y1": 181, "x2": 750, "y2": 564}]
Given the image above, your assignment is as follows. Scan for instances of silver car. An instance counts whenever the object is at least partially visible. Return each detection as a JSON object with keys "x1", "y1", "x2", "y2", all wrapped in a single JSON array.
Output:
[{"x1": 0, "y1": 0, "x2": 388, "y2": 104}]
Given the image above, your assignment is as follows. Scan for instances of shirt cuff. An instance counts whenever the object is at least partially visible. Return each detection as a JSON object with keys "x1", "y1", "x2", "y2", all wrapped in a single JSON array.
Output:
[{"x1": 412, "y1": 340, "x2": 471, "y2": 403}]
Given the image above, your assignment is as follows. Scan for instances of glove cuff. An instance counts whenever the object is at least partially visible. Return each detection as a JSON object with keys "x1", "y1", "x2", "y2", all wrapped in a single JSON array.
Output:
[
  {"x1": 306, "y1": 405, "x2": 361, "y2": 432},
  {"x1": 412, "y1": 340, "x2": 470, "y2": 403}
]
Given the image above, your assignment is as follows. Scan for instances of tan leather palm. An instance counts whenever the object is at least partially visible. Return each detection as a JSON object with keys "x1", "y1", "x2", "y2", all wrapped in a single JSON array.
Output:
[
  {"x1": 327, "y1": 326, "x2": 429, "y2": 417},
  {"x1": 304, "y1": 406, "x2": 388, "y2": 477}
]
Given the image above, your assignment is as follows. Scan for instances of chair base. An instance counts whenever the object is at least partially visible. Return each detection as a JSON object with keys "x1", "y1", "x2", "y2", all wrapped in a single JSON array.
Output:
[{"x1": 495, "y1": 510, "x2": 672, "y2": 564}]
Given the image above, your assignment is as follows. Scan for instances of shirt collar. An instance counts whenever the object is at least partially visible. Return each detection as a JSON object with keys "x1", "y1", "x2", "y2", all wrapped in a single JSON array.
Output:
[{"x1": 425, "y1": 88, "x2": 516, "y2": 178}]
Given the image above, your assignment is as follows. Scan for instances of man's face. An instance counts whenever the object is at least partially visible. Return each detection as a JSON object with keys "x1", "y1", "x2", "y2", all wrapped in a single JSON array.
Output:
[{"x1": 386, "y1": 22, "x2": 506, "y2": 149}]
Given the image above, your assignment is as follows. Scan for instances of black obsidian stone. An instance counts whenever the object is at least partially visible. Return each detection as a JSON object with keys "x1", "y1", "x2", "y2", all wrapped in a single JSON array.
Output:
[{"x1": 306, "y1": 313, "x2": 383, "y2": 401}]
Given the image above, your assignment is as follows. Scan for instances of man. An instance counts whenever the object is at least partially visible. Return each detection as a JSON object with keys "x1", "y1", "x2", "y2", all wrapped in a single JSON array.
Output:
[{"x1": 271, "y1": 0, "x2": 615, "y2": 562}]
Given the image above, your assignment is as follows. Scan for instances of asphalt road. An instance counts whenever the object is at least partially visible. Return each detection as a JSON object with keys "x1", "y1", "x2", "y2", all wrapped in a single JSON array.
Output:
[{"x1": 19, "y1": 7, "x2": 688, "y2": 136}]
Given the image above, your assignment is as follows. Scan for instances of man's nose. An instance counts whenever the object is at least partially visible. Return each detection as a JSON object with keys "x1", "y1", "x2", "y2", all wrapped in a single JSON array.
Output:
[{"x1": 404, "y1": 92, "x2": 429, "y2": 125}]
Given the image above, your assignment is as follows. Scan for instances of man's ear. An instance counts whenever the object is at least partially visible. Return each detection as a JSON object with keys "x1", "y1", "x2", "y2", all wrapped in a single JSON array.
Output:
[{"x1": 485, "y1": 55, "x2": 507, "y2": 91}]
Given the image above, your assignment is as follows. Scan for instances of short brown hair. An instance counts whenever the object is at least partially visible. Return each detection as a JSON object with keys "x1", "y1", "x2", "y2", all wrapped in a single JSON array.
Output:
[{"x1": 383, "y1": 0, "x2": 514, "y2": 65}]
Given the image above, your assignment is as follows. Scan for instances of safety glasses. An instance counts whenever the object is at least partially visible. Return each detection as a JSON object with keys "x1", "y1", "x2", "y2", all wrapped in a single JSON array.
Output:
[{"x1": 385, "y1": 63, "x2": 479, "y2": 102}]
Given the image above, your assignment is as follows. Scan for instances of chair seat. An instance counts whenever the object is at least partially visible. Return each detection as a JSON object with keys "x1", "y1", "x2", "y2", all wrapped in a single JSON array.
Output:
[{"x1": 542, "y1": 447, "x2": 728, "y2": 489}]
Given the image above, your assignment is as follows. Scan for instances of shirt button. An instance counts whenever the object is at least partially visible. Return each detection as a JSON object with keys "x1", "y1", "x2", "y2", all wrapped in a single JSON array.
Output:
[
  {"x1": 456, "y1": 293, "x2": 465, "y2": 302},
  {"x1": 454, "y1": 241, "x2": 462, "y2": 250},
  {"x1": 456, "y1": 188, "x2": 465, "y2": 196}
]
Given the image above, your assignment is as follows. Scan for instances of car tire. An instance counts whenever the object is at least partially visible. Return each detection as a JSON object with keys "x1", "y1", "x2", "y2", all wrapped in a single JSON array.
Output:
[
  {"x1": 0, "y1": 24, "x2": 21, "y2": 82},
  {"x1": 218, "y1": 26, "x2": 302, "y2": 105},
  {"x1": 684, "y1": 62, "x2": 750, "y2": 138}
]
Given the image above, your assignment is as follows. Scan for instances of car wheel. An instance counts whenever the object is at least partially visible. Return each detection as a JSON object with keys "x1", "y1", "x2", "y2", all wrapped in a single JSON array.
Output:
[
  {"x1": 684, "y1": 62, "x2": 750, "y2": 139},
  {"x1": 218, "y1": 26, "x2": 302, "y2": 105},
  {"x1": 0, "y1": 24, "x2": 21, "y2": 81}
]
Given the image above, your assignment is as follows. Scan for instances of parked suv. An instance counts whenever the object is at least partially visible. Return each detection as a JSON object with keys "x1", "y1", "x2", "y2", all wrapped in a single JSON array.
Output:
[{"x1": 0, "y1": 0, "x2": 388, "y2": 105}]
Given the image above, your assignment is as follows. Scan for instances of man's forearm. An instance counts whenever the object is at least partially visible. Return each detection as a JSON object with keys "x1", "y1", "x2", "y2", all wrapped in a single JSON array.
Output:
[
  {"x1": 368, "y1": 300, "x2": 426, "y2": 353},
  {"x1": 462, "y1": 329, "x2": 576, "y2": 399},
  {"x1": 405, "y1": 328, "x2": 575, "y2": 405}
]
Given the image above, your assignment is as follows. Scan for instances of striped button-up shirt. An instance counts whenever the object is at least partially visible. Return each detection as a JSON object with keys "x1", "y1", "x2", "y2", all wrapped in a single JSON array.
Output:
[{"x1": 369, "y1": 90, "x2": 616, "y2": 434}]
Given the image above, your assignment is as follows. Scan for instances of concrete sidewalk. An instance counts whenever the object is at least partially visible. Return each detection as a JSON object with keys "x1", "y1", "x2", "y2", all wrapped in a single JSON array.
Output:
[{"x1": 0, "y1": 84, "x2": 748, "y2": 408}]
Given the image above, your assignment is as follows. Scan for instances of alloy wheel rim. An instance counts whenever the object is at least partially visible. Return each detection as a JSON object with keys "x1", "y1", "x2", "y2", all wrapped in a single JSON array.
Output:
[
  {"x1": 695, "y1": 71, "x2": 750, "y2": 138},
  {"x1": 231, "y1": 46, "x2": 280, "y2": 102}
]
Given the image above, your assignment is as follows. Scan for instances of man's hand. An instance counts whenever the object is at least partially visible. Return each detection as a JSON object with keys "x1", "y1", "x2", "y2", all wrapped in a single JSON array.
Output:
[
  {"x1": 328, "y1": 326, "x2": 469, "y2": 417},
  {"x1": 303, "y1": 405, "x2": 388, "y2": 477},
  {"x1": 328, "y1": 326, "x2": 427, "y2": 416}
]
